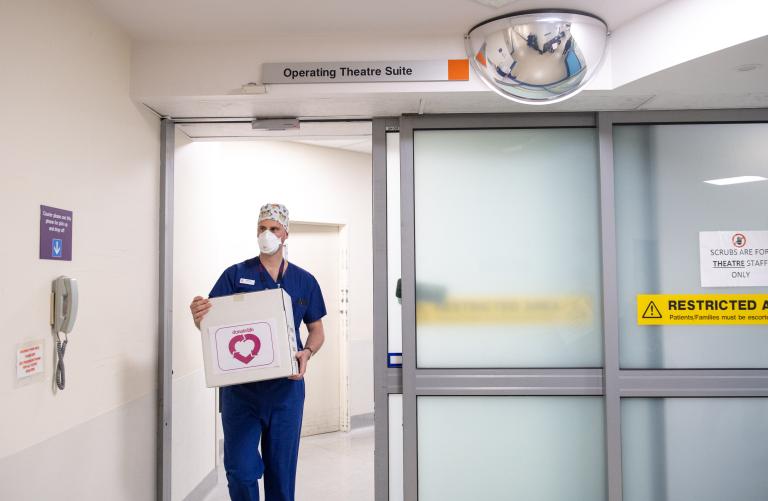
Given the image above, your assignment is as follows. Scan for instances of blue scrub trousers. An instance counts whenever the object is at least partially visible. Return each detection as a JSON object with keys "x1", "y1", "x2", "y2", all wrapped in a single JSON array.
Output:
[{"x1": 221, "y1": 378, "x2": 305, "y2": 501}]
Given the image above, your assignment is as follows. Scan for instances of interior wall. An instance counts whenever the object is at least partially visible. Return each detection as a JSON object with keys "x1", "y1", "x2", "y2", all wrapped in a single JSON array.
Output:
[
  {"x1": 0, "y1": 1, "x2": 160, "y2": 499},
  {"x1": 173, "y1": 136, "x2": 373, "y2": 496},
  {"x1": 131, "y1": 34, "x2": 479, "y2": 98}
]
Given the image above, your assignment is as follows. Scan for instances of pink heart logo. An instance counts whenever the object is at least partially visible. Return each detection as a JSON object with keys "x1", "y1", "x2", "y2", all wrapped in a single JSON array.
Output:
[{"x1": 228, "y1": 333, "x2": 261, "y2": 364}]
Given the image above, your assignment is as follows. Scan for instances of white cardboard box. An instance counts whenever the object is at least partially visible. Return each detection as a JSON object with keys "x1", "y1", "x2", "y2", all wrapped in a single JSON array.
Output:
[{"x1": 200, "y1": 289, "x2": 299, "y2": 387}]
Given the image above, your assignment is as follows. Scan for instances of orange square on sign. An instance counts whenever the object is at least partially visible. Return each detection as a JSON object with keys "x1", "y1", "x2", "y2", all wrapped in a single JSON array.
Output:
[{"x1": 448, "y1": 59, "x2": 469, "y2": 80}]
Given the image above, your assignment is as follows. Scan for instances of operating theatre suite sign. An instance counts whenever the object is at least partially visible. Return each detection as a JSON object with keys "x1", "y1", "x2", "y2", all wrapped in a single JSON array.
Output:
[{"x1": 262, "y1": 60, "x2": 469, "y2": 84}]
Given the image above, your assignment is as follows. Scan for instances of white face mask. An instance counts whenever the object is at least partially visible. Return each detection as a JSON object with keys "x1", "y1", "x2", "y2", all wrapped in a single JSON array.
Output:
[{"x1": 258, "y1": 230, "x2": 282, "y2": 255}]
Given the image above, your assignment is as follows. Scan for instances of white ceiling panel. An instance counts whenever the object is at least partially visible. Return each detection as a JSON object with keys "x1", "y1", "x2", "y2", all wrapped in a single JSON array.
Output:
[
  {"x1": 618, "y1": 35, "x2": 768, "y2": 96},
  {"x1": 91, "y1": 0, "x2": 667, "y2": 43}
]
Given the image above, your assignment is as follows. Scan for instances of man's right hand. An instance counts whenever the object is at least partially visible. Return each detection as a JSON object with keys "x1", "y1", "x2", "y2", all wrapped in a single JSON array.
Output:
[{"x1": 190, "y1": 296, "x2": 212, "y2": 329}]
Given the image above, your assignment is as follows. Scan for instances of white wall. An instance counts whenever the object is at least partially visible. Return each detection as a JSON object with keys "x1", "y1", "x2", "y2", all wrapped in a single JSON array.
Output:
[
  {"x1": 173, "y1": 136, "x2": 373, "y2": 494},
  {"x1": 0, "y1": 1, "x2": 160, "y2": 499},
  {"x1": 131, "y1": 34, "x2": 481, "y2": 99}
]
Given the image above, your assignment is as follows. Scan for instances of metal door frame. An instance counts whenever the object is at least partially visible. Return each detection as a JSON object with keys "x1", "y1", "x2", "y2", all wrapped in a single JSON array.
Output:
[
  {"x1": 391, "y1": 109, "x2": 768, "y2": 501},
  {"x1": 160, "y1": 117, "x2": 382, "y2": 501},
  {"x1": 373, "y1": 117, "x2": 404, "y2": 501},
  {"x1": 160, "y1": 110, "x2": 768, "y2": 501},
  {"x1": 159, "y1": 117, "x2": 174, "y2": 501}
]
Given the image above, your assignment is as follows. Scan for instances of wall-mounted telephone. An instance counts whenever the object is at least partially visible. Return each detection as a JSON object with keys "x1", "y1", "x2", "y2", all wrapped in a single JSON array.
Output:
[
  {"x1": 52, "y1": 276, "x2": 78, "y2": 334},
  {"x1": 51, "y1": 276, "x2": 78, "y2": 391}
]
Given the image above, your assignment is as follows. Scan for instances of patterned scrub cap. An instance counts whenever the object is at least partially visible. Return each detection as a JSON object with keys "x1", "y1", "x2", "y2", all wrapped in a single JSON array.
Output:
[{"x1": 258, "y1": 203, "x2": 290, "y2": 232}]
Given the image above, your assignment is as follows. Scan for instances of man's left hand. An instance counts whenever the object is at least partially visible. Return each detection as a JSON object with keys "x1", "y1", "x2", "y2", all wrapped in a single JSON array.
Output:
[{"x1": 289, "y1": 349, "x2": 311, "y2": 380}]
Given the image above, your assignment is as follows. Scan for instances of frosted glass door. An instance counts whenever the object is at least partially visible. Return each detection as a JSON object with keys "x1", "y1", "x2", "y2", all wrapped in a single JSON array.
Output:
[
  {"x1": 614, "y1": 124, "x2": 768, "y2": 368},
  {"x1": 622, "y1": 398, "x2": 768, "y2": 501},
  {"x1": 418, "y1": 396, "x2": 606, "y2": 501},
  {"x1": 413, "y1": 128, "x2": 602, "y2": 368}
]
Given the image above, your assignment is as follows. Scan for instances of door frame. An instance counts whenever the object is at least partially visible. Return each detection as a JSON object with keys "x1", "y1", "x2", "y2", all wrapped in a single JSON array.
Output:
[
  {"x1": 372, "y1": 118, "x2": 403, "y2": 501},
  {"x1": 158, "y1": 118, "x2": 174, "y2": 501},
  {"x1": 392, "y1": 110, "x2": 768, "y2": 501},
  {"x1": 158, "y1": 120, "x2": 367, "y2": 500},
  {"x1": 160, "y1": 109, "x2": 768, "y2": 501}
]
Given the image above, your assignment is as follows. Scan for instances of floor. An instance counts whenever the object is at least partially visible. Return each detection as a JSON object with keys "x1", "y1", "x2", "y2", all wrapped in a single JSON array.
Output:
[{"x1": 202, "y1": 426, "x2": 375, "y2": 501}]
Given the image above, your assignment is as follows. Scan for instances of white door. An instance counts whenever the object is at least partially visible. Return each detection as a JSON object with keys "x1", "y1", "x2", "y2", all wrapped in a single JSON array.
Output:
[{"x1": 287, "y1": 223, "x2": 344, "y2": 436}]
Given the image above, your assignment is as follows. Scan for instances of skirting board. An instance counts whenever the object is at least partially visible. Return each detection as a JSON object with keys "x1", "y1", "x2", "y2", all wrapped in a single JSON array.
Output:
[
  {"x1": 351, "y1": 412, "x2": 374, "y2": 429},
  {"x1": 183, "y1": 468, "x2": 218, "y2": 501}
]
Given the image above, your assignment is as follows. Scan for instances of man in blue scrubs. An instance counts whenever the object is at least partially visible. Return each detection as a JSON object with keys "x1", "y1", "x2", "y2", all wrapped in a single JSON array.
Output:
[{"x1": 190, "y1": 203, "x2": 326, "y2": 501}]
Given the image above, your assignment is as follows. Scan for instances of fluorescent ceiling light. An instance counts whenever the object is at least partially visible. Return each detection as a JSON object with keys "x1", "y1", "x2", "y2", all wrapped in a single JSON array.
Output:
[{"x1": 704, "y1": 175, "x2": 768, "y2": 186}]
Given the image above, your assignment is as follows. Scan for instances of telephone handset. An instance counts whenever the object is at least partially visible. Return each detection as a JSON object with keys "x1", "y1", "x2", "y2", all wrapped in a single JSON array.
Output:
[
  {"x1": 51, "y1": 276, "x2": 78, "y2": 391},
  {"x1": 52, "y1": 276, "x2": 78, "y2": 334}
]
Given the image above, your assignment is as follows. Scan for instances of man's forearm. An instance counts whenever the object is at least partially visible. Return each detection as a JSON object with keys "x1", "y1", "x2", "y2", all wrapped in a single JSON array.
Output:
[{"x1": 304, "y1": 321, "x2": 325, "y2": 355}]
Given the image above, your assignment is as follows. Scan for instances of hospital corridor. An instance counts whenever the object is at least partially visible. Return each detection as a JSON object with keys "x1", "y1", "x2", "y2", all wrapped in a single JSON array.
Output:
[{"x1": 2, "y1": 1, "x2": 768, "y2": 501}]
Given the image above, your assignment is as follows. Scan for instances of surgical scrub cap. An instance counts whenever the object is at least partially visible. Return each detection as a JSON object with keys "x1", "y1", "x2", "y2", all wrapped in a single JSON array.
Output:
[{"x1": 258, "y1": 203, "x2": 290, "y2": 232}]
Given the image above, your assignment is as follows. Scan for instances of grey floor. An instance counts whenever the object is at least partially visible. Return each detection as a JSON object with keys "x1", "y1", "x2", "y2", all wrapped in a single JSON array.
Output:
[{"x1": 202, "y1": 426, "x2": 374, "y2": 501}]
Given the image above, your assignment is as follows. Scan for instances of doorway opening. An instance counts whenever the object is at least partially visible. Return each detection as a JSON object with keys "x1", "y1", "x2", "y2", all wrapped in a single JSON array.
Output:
[{"x1": 168, "y1": 119, "x2": 375, "y2": 501}]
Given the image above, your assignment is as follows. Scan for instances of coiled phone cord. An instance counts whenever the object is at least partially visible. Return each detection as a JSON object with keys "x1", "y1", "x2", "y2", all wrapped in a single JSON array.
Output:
[{"x1": 55, "y1": 333, "x2": 68, "y2": 390}]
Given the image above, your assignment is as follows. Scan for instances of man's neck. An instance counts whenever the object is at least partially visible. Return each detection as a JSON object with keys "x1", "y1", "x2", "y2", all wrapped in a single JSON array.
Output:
[{"x1": 260, "y1": 249, "x2": 284, "y2": 269}]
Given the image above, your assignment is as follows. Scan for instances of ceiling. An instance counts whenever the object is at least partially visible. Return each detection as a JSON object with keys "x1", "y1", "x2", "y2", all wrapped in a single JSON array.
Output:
[
  {"x1": 146, "y1": 34, "x2": 768, "y2": 121},
  {"x1": 96, "y1": 0, "x2": 767, "y2": 151},
  {"x1": 89, "y1": 0, "x2": 668, "y2": 43},
  {"x1": 615, "y1": 35, "x2": 768, "y2": 109},
  {"x1": 168, "y1": 34, "x2": 768, "y2": 152}
]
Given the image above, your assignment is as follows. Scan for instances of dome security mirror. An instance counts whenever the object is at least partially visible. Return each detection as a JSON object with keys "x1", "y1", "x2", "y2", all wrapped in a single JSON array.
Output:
[{"x1": 466, "y1": 10, "x2": 609, "y2": 104}]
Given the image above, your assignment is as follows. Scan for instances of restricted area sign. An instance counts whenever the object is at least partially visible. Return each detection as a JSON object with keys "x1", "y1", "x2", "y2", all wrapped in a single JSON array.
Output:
[{"x1": 637, "y1": 294, "x2": 768, "y2": 325}]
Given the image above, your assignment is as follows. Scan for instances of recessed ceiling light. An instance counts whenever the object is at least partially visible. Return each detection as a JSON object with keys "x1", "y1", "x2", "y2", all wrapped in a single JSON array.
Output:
[
  {"x1": 704, "y1": 175, "x2": 768, "y2": 186},
  {"x1": 471, "y1": 0, "x2": 518, "y2": 8},
  {"x1": 735, "y1": 64, "x2": 762, "y2": 72}
]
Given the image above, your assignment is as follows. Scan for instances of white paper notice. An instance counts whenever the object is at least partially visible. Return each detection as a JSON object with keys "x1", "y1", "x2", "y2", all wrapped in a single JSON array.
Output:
[
  {"x1": 699, "y1": 231, "x2": 768, "y2": 287},
  {"x1": 208, "y1": 320, "x2": 282, "y2": 374},
  {"x1": 17, "y1": 341, "x2": 44, "y2": 379}
]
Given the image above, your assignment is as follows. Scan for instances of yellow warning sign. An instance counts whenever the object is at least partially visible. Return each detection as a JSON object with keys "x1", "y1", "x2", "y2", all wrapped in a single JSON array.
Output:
[
  {"x1": 637, "y1": 294, "x2": 768, "y2": 325},
  {"x1": 417, "y1": 295, "x2": 593, "y2": 325},
  {"x1": 642, "y1": 300, "x2": 663, "y2": 319}
]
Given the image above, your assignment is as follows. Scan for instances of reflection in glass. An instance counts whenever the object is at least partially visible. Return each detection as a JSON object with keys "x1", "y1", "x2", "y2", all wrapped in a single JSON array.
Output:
[
  {"x1": 623, "y1": 398, "x2": 768, "y2": 501},
  {"x1": 614, "y1": 124, "x2": 768, "y2": 368}
]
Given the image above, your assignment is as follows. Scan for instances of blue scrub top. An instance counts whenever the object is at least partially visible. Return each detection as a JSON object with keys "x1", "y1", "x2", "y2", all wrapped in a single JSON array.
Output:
[{"x1": 208, "y1": 257, "x2": 327, "y2": 350}]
